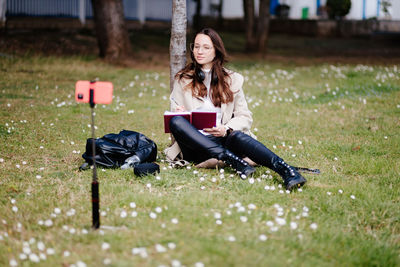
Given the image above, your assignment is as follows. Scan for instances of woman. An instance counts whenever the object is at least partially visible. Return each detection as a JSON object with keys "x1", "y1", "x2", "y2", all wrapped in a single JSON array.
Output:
[{"x1": 165, "y1": 28, "x2": 306, "y2": 190}]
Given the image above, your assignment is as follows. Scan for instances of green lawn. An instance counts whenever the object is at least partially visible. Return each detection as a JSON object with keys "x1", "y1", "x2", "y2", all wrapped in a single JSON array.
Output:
[{"x1": 0, "y1": 53, "x2": 399, "y2": 266}]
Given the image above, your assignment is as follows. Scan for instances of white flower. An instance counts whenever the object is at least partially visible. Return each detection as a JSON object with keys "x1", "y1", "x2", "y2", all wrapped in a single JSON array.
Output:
[
  {"x1": 0, "y1": 158, "x2": 4, "y2": 163},
  {"x1": 155, "y1": 207, "x2": 162, "y2": 213},
  {"x1": 103, "y1": 258, "x2": 112, "y2": 265},
  {"x1": 171, "y1": 260, "x2": 181, "y2": 267},
  {"x1": 248, "y1": 178, "x2": 255, "y2": 184},
  {"x1": 46, "y1": 248, "x2": 55, "y2": 255},
  {"x1": 54, "y1": 208, "x2": 61, "y2": 214},
  {"x1": 214, "y1": 212, "x2": 221, "y2": 219},
  {"x1": 12, "y1": 206, "x2": 18, "y2": 213},
  {"x1": 248, "y1": 203, "x2": 256, "y2": 210},
  {"x1": 44, "y1": 219, "x2": 53, "y2": 227},
  {"x1": 101, "y1": 211, "x2": 107, "y2": 217},
  {"x1": 168, "y1": 242, "x2": 176, "y2": 249},
  {"x1": 338, "y1": 189, "x2": 343, "y2": 194},
  {"x1": 290, "y1": 222, "x2": 298, "y2": 230},
  {"x1": 37, "y1": 241, "x2": 45, "y2": 251},
  {"x1": 120, "y1": 210, "x2": 127, "y2": 218},
  {"x1": 327, "y1": 191, "x2": 332, "y2": 196},
  {"x1": 350, "y1": 195, "x2": 356, "y2": 199},
  {"x1": 259, "y1": 234, "x2": 268, "y2": 241},
  {"x1": 129, "y1": 202, "x2": 136, "y2": 208},
  {"x1": 171, "y1": 218, "x2": 179, "y2": 224},
  {"x1": 131, "y1": 211, "x2": 138, "y2": 217},
  {"x1": 266, "y1": 221, "x2": 274, "y2": 227},
  {"x1": 9, "y1": 259, "x2": 18, "y2": 266},
  {"x1": 237, "y1": 206, "x2": 245, "y2": 213},
  {"x1": 228, "y1": 235, "x2": 236, "y2": 242},
  {"x1": 310, "y1": 223, "x2": 318, "y2": 230},
  {"x1": 66, "y1": 209, "x2": 76, "y2": 216},
  {"x1": 23, "y1": 246, "x2": 31, "y2": 254},
  {"x1": 29, "y1": 253, "x2": 40, "y2": 263},
  {"x1": 240, "y1": 216, "x2": 248, "y2": 223},
  {"x1": 155, "y1": 244, "x2": 167, "y2": 253},
  {"x1": 63, "y1": 251, "x2": 71, "y2": 257},
  {"x1": 194, "y1": 262, "x2": 205, "y2": 267},
  {"x1": 102, "y1": 242, "x2": 110, "y2": 250},
  {"x1": 76, "y1": 261, "x2": 87, "y2": 267},
  {"x1": 275, "y1": 217, "x2": 286, "y2": 226},
  {"x1": 149, "y1": 212, "x2": 157, "y2": 219},
  {"x1": 216, "y1": 220, "x2": 222, "y2": 225},
  {"x1": 11, "y1": 199, "x2": 16, "y2": 204}
]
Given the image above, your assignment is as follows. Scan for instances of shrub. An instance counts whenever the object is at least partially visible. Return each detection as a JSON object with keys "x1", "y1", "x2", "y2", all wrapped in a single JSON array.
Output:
[{"x1": 326, "y1": 0, "x2": 352, "y2": 19}]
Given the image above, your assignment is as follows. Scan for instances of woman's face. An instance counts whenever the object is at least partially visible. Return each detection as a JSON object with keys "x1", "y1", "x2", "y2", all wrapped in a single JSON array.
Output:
[{"x1": 193, "y1": 34, "x2": 215, "y2": 69}]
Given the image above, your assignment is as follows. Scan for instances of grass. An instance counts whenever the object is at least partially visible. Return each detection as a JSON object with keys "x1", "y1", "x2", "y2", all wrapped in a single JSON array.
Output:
[{"x1": 0, "y1": 45, "x2": 400, "y2": 266}]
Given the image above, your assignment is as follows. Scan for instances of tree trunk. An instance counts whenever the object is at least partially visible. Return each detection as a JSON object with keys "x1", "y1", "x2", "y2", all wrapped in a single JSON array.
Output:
[
  {"x1": 91, "y1": 0, "x2": 132, "y2": 62},
  {"x1": 257, "y1": 0, "x2": 270, "y2": 54},
  {"x1": 217, "y1": 0, "x2": 224, "y2": 30},
  {"x1": 170, "y1": 0, "x2": 187, "y2": 91},
  {"x1": 243, "y1": 0, "x2": 256, "y2": 51}
]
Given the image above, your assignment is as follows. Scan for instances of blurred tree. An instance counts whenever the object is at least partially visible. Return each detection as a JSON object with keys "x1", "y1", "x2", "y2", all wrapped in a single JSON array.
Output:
[
  {"x1": 91, "y1": 0, "x2": 132, "y2": 62},
  {"x1": 326, "y1": 0, "x2": 351, "y2": 19},
  {"x1": 170, "y1": 0, "x2": 187, "y2": 91},
  {"x1": 381, "y1": 0, "x2": 392, "y2": 18},
  {"x1": 243, "y1": 0, "x2": 270, "y2": 53},
  {"x1": 192, "y1": 0, "x2": 202, "y2": 31}
]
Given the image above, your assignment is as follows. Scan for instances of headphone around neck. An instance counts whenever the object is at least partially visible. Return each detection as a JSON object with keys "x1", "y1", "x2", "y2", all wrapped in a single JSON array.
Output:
[{"x1": 195, "y1": 66, "x2": 218, "y2": 84}]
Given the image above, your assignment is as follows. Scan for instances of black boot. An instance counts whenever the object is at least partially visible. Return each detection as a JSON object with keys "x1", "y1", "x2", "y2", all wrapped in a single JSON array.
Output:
[
  {"x1": 219, "y1": 150, "x2": 255, "y2": 179},
  {"x1": 271, "y1": 157, "x2": 306, "y2": 190},
  {"x1": 225, "y1": 131, "x2": 306, "y2": 190}
]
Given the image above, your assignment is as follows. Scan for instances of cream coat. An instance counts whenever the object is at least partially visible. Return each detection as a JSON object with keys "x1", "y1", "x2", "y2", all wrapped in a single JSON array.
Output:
[{"x1": 165, "y1": 70, "x2": 255, "y2": 161}]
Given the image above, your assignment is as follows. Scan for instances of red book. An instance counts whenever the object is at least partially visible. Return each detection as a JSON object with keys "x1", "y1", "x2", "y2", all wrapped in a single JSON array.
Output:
[{"x1": 164, "y1": 110, "x2": 217, "y2": 133}]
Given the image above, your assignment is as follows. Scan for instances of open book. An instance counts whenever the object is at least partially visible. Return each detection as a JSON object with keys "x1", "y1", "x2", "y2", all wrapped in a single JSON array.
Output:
[{"x1": 164, "y1": 110, "x2": 217, "y2": 133}]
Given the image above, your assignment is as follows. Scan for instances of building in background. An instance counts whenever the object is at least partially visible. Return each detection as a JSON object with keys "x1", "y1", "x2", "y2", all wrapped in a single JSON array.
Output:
[{"x1": 1, "y1": 0, "x2": 399, "y2": 27}]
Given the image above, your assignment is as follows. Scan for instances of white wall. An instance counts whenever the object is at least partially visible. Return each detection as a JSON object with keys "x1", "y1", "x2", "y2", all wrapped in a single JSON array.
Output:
[{"x1": 393, "y1": 0, "x2": 400, "y2": 20}]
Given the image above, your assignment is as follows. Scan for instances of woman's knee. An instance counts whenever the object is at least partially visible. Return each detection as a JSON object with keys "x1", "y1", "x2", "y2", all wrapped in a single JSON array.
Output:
[
  {"x1": 226, "y1": 130, "x2": 253, "y2": 147},
  {"x1": 169, "y1": 116, "x2": 190, "y2": 132},
  {"x1": 227, "y1": 130, "x2": 245, "y2": 142}
]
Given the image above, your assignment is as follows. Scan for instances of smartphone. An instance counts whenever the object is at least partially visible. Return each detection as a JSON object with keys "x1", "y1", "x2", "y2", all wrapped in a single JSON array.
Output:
[{"x1": 75, "y1": 81, "x2": 113, "y2": 105}]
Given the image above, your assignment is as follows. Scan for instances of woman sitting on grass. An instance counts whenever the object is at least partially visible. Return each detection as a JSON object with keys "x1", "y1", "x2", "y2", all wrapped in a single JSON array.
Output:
[{"x1": 165, "y1": 28, "x2": 306, "y2": 190}]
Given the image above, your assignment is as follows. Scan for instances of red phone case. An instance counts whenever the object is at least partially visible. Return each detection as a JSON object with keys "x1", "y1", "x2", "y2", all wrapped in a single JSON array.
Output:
[{"x1": 75, "y1": 81, "x2": 113, "y2": 104}]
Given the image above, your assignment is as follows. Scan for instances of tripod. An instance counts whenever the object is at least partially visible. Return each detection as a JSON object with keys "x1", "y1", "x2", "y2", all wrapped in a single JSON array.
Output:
[{"x1": 89, "y1": 88, "x2": 100, "y2": 229}]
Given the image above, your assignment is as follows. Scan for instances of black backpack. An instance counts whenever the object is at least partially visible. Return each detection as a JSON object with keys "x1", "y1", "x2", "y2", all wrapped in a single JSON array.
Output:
[{"x1": 82, "y1": 130, "x2": 157, "y2": 168}]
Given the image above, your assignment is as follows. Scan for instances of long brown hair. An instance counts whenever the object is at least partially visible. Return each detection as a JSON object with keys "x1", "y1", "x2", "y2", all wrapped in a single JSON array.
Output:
[{"x1": 176, "y1": 28, "x2": 233, "y2": 107}]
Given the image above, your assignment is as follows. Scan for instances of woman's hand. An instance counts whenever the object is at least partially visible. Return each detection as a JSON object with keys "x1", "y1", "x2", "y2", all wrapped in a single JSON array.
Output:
[
  {"x1": 203, "y1": 126, "x2": 227, "y2": 137},
  {"x1": 174, "y1": 105, "x2": 186, "y2": 112}
]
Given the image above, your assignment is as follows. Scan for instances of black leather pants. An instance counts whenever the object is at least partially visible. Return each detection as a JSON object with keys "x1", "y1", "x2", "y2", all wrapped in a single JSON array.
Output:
[
  {"x1": 225, "y1": 130, "x2": 277, "y2": 169},
  {"x1": 169, "y1": 116, "x2": 226, "y2": 163},
  {"x1": 169, "y1": 116, "x2": 278, "y2": 167}
]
